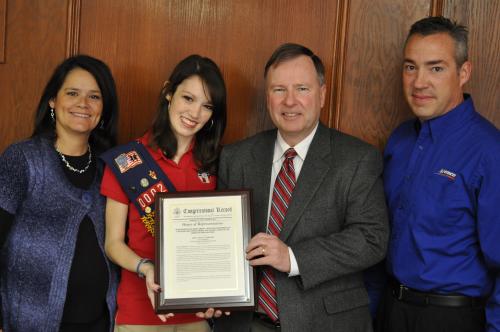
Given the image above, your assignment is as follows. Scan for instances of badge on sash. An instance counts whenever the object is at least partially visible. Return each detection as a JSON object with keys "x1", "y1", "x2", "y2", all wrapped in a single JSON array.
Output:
[
  {"x1": 149, "y1": 170, "x2": 157, "y2": 180},
  {"x1": 140, "y1": 178, "x2": 150, "y2": 187},
  {"x1": 114, "y1": 151, "x2": 143, "y2": 173}
]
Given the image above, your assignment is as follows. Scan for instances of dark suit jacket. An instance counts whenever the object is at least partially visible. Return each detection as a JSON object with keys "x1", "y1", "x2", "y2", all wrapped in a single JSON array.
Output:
[{"x1": 215, "y1": 123, "x2": 388, "y2": 332}]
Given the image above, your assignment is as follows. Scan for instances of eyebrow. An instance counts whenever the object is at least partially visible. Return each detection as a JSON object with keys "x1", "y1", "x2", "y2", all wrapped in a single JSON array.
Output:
[
  {"x1": 180, "y1": 89, "x2": 212, "y2": 103},
  {"x1": 403, "y1": 59, "x2": 446, "y2": 66},
  {"x1": 64, "y1": 87, "x2": 101, "y2": 93},
  {"x1": 269, "y1": 83, "x2": 311, "y2": 88}
]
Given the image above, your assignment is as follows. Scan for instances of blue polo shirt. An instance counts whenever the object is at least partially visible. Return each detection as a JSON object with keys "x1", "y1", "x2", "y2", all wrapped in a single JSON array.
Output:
[{"x1": 384, "y1": 95, "x2": 500, "y2": 331}]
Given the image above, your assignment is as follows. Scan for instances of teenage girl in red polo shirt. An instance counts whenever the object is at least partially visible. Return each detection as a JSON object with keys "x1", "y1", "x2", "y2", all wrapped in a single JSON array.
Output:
[{"x1": 101, "y1": 55, "x2": 227, "y2": 332}]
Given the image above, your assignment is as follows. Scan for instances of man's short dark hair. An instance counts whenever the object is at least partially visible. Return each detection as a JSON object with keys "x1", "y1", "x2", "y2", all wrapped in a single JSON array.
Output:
[
  {"x1": 264, "y1": 43, "x2": 325, "y2": 85},
  {"x1": 406, "y1": 16, "x2": 468, "y2": 67}
]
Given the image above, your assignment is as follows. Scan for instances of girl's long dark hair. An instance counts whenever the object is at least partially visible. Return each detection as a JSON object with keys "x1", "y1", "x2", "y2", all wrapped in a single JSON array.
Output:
[{"x1": 150, "y1": 55, "x2": 227, "y2": 174}]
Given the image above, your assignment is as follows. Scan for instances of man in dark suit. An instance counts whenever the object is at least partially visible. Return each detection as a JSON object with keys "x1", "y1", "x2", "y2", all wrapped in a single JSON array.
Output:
[{"x1": 214, "y1": 43, "x2": 388, "y2": 332}]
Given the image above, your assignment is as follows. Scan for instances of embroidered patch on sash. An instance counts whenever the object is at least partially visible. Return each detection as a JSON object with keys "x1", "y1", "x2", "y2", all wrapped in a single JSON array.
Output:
[
  {"x1": 136, "y1": 181, "x2": 167, "y2": 210},
  {"x1": 136, "y1": 181, "x2": 168, "y2": 237},
  {"x1": 435, "y1": 168, "x2": 456, "y2": 181},
  {"x1": 114, "y1": 151, "x2": 143, "y2": 173},
  {"x1": 197, "y1": 171, "x2": 210, "y2": 184},
  {"x1": 141, "y1": 211, "x2": 155, "y2": 236}
]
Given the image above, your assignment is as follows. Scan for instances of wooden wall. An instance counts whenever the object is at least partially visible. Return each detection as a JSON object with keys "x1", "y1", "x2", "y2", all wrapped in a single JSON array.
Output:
[{"x1": 1, "y1": 0, "x2": 499, "y2": 153}]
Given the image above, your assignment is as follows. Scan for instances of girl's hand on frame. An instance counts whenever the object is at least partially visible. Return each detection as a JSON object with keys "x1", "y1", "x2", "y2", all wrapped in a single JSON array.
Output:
[
  {"x1": 144, "y1": 263, "x2": 174, "y2": 322},
  {"x1": 196, "y1": 308, "x2": 231, "y2": 319}
]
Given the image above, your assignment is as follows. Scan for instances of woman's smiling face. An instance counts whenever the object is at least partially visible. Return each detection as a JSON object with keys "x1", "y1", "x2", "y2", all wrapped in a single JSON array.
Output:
[
  {"x1": 49, "y1": 68, "x2": 103, "y2": 138},
  {"x1": 167, "y1": 75, "x2": 213, "y2": 144}
]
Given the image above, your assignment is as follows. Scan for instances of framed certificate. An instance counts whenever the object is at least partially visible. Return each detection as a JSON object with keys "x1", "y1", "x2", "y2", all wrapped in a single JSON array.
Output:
[{"x1": 154, "y1": 190, "x2": 255, "y2": 313}]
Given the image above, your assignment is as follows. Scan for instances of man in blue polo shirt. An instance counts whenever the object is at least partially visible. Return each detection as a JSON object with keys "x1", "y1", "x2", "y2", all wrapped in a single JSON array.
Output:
[{"x1": 378, "y1": 16, "x2": 500, "y2": 332}]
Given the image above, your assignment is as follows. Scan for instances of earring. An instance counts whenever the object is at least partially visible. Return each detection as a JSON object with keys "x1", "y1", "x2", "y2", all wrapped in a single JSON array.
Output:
[
  {"x1": 50, "y1": 108, "x2": 55, "y2": 122},
  {"x1": 99, "y1": 120, "x2": 104, "y2": 129}
]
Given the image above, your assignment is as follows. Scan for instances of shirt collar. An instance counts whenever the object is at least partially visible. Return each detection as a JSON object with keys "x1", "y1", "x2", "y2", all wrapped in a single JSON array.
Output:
[
  {"x1": 416, "y1": 94, "x2": 475, "y2": 142},
  {"x1": 273, "y1": 123, "x2": 318, "y2": 163},
  {"x1": 139, "y1": 131, "x2": 194, "y2": 161}
]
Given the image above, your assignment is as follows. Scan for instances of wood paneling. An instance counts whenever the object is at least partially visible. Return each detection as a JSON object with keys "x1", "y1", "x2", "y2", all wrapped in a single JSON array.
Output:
[
  {"x1": 338, "y1": 0, "x2": 431, "y2": 149},
  {"x1": 443, "y1": 0, "x2": 500, "y2": 126},
  {"x1": 0, "y1": 0, "x2": 498, "y2": 153},
  {"x1": 66, "y1": 0, "x2": 81, "y2": 57},
  {"x1": 0, "y1": 0, "x2": 68, "y2": 151},
  {"x1": 430, "y1": 0, "x2": 444, "y2": 15},
  {"x1": 329, "y1": 0, "x2": 350, "y2": 129},
  {"x1": 77, "y1": 0, "x2": 339, "y2": 145},
  {"x1": 0, "y1": 0, "x2": 6, "y2": 63}
]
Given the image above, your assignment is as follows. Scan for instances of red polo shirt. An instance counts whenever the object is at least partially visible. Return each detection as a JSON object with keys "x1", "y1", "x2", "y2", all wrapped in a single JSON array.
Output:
[{"x1": 101, "y1": 134, "x2": 216, "y2": 325}]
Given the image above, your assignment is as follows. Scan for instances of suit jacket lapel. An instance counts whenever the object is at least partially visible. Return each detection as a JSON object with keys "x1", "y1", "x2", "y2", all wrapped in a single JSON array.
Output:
[
  {"x1": 280, "y1": 124, "x2": 332, "y2": 241},
  {"x1": 245, "y1": 130, "x2": 276, "y2": 234}
]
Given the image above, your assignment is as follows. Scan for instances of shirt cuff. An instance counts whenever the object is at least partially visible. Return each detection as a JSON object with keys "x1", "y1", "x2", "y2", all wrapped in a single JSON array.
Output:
[{"x1": 288, "y1": 247, "x2": 300, "y2": 277}]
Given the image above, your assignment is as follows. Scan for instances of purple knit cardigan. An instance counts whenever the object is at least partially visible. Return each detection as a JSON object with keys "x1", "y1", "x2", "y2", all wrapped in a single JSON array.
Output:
[{"x1": 0, "y1": 137, "x2": 118, "y2": 331}]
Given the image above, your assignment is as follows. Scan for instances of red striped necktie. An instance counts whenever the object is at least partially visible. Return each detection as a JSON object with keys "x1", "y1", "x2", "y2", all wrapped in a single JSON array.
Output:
[{"x1": 258, "y1": 148, "x2": 297, "y2": 322}]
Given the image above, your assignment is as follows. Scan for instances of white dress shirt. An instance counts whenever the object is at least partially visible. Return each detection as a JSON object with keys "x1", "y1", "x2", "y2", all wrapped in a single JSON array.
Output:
[{"x1": 267, "y1": 123, "x2": 319, "y2": 276}]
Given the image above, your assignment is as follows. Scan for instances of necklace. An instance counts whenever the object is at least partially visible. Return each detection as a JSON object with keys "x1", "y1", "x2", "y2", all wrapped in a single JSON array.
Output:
[{"x1": 56, "y1": 144, "x2": 92, "y2": 174}]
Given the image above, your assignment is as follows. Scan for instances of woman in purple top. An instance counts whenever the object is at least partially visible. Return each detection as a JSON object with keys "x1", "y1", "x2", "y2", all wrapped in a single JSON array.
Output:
[{"x1": 0, "y1": 55, "x2": 119, "y2": 332}]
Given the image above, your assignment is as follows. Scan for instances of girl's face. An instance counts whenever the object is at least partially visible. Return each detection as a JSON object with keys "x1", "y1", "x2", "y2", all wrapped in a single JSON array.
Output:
[{"x1": 167, "y1": 75, "x2": 213, "y2": 143}]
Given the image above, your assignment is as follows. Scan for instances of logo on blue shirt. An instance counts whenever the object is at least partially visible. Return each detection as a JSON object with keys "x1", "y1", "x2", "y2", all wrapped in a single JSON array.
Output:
[{"x1": 435, "y1": 168, "x2": 456, "y2": 181}]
